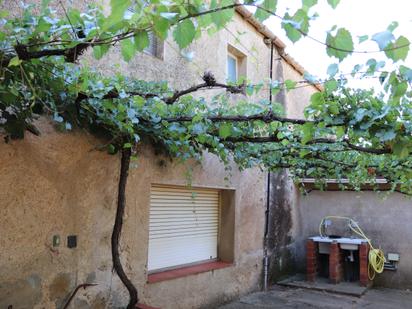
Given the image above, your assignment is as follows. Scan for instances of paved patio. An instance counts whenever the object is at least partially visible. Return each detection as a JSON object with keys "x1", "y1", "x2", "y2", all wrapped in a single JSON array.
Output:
[
  {"x1": 217, "y1": 285, "x2": 412, "y2": 308},
  {"x1": 277, "y1": 274, "x2": 368, "y2": 297}
]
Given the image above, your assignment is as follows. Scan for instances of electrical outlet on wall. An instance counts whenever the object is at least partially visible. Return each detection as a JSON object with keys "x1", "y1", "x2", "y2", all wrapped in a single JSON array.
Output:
[
  {"x1": 67, "y1": 235, "x2": 77, "y2": 248},
  {"x1": 52, "y1": 235, "x2": 60, "y2": 247}
]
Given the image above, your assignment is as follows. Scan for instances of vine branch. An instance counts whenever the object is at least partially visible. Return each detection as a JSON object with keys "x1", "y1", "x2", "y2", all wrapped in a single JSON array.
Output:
[
  {"x1": 74, "y1": 72, "x2": 245, "y2": 106},
  {"x1": 111, "y1": 147, "x2": 138, "y2": 309}
]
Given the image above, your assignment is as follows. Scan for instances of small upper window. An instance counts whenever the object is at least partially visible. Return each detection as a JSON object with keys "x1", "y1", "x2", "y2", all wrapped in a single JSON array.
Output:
[
  {"x1": 126, "y1": 7, "x2": 164, "y2": 59},
  {"x1": 144, "y1": 32, "x2": 163, "y2": 59},
  {"x1": 227, "y1": 53, "x2": 238, "y2": 83},
  {"x1": 227, "y1": 45, "x2": 247, "y2": 83}
]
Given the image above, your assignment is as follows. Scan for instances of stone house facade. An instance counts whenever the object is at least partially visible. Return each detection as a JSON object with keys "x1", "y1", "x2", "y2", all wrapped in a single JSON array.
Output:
[{"x1": 0, "y1": 2, "x2": 318, "y2": 308}]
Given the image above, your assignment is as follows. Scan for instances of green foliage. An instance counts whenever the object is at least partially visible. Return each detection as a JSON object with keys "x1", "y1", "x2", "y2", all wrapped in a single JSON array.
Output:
[
  {"x1": 93, "y1": 45, "x2": 110, "y2": 60},
  {"x1": 302, "y1": 0, "x2": 318, "y2": 10},
  {"x1": 173, "y1": 19, "x2": 196, "y2": 49},
  {"x1": 327, "y1": 0, "x2": 340, "y2": 9},
  {"x1": 282, "y1": 9, "x2": 309, "y2": 43},
  {"x1": 210, "y1": 0, "x2": 235, "y2": 29},
  {"x1": 121, "y1": 38, "x2": 136, "y2": 61},
  {"x1": 8, "y1": 56, "x2": 22, "y2": 67},
  {"x1": 358, "y1": 35, "x2": 369, "y2": 44},
  {"x1": 285, "y1": 79, "x2": 297, "y2": 91},
  {"x1": 0, "y1": 0, "x2": 412, "y2": 193},
  {"x1": 134, "y1": 30, "x2": 150, "y2": 51},
  {"x1": 255, "y1": 0, "x2": 277, "y2": 21},
  {"x1": 219, "y1": 123, "x2": 232, "y2": 139},
  {"x1": 326, "y1": 28, "x2": 354, "y2": 61},
  {"x1": 385, "y1": 36, "x2": 410, "y2": 62}
]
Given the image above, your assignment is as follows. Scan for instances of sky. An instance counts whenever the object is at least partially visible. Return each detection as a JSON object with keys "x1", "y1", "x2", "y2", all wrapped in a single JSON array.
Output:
[{"x1": 262, "y1": 0, "x2": 412, "y2": 88}]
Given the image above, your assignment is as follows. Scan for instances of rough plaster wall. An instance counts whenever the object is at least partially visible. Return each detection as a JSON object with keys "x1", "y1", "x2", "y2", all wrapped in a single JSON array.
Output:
[
  {"x1": 0, "y1": 1, "x2": 276, "y2": 307},
  {"x1": 0, "y1": 119, "x2": 119, "y2": 308},
  {"x1": 283, "y1": 61, "x2": 318, "y2": 120},
  {"x1": 298, "y1": 191, "x2": 412, "y2": 289},
  {"x1": 0, "y1": 118, "x2": 266, "y2": 308}
]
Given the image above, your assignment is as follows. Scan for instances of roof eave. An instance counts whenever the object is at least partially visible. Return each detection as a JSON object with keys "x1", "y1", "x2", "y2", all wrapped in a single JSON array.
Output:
[{"x1": 234, "y1": 6, "x2": 323, "y2": 92}]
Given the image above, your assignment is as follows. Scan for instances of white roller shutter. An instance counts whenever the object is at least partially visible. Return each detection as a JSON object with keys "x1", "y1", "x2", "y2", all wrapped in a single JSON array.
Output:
[{"x1": 148, "y1": 185, "x2": 219, "y2": 272}]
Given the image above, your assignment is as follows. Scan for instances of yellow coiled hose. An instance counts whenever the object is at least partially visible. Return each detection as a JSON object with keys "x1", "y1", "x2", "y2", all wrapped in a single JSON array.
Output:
[{"x1": 319, "y1": 216, "x2": 385, "y2": 280}]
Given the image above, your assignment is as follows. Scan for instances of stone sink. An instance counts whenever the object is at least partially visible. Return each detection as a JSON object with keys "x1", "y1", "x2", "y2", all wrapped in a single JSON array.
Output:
[{"x1": 310, "y1": 236, "x2": 368, "y2": 253}]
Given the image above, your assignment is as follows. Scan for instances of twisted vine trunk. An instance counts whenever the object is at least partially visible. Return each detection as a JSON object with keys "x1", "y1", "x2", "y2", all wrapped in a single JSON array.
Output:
[{"x1": 111, "y1": 148, "x2": 138, "y2": 308}]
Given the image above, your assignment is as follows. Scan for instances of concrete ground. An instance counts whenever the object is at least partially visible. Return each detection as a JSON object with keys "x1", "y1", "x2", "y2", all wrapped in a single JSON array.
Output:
[
  {"x1": 217, "y1": 285, "x2": 412, "y2": 309},
  {"x1": 278, "y1": 275, "x2": 368, "y2": 297}
]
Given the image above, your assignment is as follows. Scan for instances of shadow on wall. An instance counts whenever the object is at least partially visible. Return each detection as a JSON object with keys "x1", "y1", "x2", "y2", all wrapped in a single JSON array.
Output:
[
  {"x1": 0, "y1": 275, "x2": 43, "y2": 308},
  {"x1": 267, "y1": 171, "x2": 303, "y2": 283}
]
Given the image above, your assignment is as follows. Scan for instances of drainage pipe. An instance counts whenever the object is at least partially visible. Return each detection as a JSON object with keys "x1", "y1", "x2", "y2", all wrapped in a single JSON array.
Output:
[
  {"x1": 263, "y1": 41, "x2": 275, "y2": 291},
  {"x1": 263, "y1": 172, "x2": 270, "y2": 291}
]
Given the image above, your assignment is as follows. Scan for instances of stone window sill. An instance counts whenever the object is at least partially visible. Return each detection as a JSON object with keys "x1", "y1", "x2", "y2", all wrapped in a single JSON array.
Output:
[{"x1": 147, "y1": 261, "x2": 232, "y2": 284}]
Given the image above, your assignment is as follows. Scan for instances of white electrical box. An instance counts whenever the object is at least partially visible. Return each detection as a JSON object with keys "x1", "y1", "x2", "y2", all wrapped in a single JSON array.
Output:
[{"x1": 387, "y1": 253, "x2": 400, "y2": 261}]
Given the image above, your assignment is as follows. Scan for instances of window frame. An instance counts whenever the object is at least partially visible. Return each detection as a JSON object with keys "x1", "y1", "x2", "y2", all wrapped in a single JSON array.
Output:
[
  {"x1": 146, "y1": 184, "x2": 235, "y2": 281},
  {"x1": 147, "y1": 185, "x2": 221, "y2": 273}
]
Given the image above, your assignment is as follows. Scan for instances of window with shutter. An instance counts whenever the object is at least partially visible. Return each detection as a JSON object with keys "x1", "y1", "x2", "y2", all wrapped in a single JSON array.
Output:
[
  {"x1": 148, "y1": 185, "x2": 220, "y2": 272},
  {"x1": 126, "y1": 7, "x2": 164, "y2": 59},
  {"x1": 144, "y1": 32, "x2": 163, "y2": 58}
]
